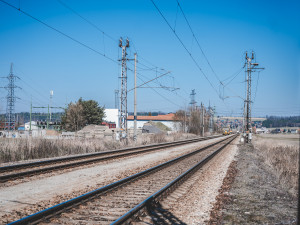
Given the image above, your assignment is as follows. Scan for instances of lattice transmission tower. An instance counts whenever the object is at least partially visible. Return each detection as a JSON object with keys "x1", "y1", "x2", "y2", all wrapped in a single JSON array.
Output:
[
  {"x1": 189, "y1": 89, "x2": 197, "y2": 110},
  {"x1": 244, "y1": 51, "x2": 264, "y2": 143},
  {"x1": 1, "y1": 63, "x2": 20, "y2": 131},
  {"x1": 118, "y1": 38, "x2": 130, "y2": 138}
]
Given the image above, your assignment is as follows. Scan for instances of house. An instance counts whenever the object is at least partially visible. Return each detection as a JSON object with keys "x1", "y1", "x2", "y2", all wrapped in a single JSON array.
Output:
[
  {"x1": 255, "y1": 127, "x2": 268, "y2": 134},
  {"x1": 290, "y1": 129, "x2": 298, "y2": 134}
]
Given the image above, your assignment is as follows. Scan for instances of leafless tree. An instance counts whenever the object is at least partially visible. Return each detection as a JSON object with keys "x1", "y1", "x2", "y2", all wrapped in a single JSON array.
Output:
[{"x1": 61, "y1": 101, "x2": 86, "y2": 131}]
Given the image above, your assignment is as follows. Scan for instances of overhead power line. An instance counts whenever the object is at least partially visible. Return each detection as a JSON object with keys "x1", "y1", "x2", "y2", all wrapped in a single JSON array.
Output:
[
  {"x1": 176, "y1": 0, "x2": 222, "y2": 84},
  {"x1": 0, "y1": 0, "x2": 118, "y2": 65},
  {"x1": 177, "y1": 0, "x2": 246, "y2": 102},
  {"x1": 137, "y1": 76, "x2": 181, "y2": 108},
  {"x1": 56, "y1": 0, "x2": 117, "y2": 42},
  {"x1": 2, "y1": 0, "x2": 193, "y2": 110},
  {"x1": 150, "y1": 0, "x2": 220, "y2": 98}
]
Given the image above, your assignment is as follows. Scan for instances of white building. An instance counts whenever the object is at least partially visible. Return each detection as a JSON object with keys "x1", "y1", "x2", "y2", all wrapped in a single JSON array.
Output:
[
  {"x1": 127, "y1": 113, "x2": 180, "y2": 131},
  {"x1": 255, "y1": 127, "x2": 268, "y2": 134},
  {"x1": 103, "y1": 110, "x2": 180, "y2": 131},
  {"x1": 24, "y1": 121, "x2": 38, "y2": 131},
  {"x1": 104, "y1": 108, "x2": 119, "y2": 128}
]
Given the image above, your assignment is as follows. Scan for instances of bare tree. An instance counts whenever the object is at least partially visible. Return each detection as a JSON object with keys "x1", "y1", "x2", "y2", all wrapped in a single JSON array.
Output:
[
  {"x1": 174, "y1": 110, "x2": 187, "y2": 132},
  {"x1": 61, "y1": 101, "x2": 86, "y2": 132}
]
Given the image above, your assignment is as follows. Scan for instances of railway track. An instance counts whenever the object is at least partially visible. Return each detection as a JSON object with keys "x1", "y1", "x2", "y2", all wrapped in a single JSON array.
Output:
[
  {"x1": 0, "y1": 135, "x2": 221, "y2": 182},
  {"x1": 9, "y1": 134, "x2": 236, "y2": 225}
]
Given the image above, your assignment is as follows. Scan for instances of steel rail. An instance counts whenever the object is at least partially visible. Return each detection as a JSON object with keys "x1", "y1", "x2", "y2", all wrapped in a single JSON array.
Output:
[
  {"x1": 112, "y1": 134, "x2": 237, "y2": 224},
  {"x1": 8, "y1": 135, "x2": 233, "y2": 225},
  {"x1": 0, "y1": 136, "x2": 220, "y2": 182},
  {"x1": 0, "y1": 135, "x2": 220, "y2": 172}
]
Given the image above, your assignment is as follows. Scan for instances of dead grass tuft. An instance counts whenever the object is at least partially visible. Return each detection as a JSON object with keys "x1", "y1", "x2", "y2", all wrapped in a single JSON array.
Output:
[
  {"x1": 0, "y1": 132, "x2": 197, "y2": 164},
  {"x1": 149, "y1": 133, "x2": 167, "y2": 143},
  {"x1": 253, "y1": 137, "x2": 299, "y2": 197}
]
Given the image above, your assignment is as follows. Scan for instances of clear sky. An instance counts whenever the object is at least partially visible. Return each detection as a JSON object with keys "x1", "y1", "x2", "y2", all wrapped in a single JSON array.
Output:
[{"x1": 0, "y1": 0, "x2": 299, "y2": 117}]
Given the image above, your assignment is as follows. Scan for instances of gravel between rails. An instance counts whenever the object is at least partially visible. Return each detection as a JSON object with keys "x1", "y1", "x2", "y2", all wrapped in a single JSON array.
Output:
[
  {"x1": 135, "y1": 137, "x2": 238, "y2": 224},
  {"x1": 0, "y1": 136, "x2": 227, "y2": 224},
  {"x1": 41, "y1": 140, "x2": 228, "y2": 224}
]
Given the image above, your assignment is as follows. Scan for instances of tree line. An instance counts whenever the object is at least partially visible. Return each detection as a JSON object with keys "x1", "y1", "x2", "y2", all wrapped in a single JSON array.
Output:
[{"x1": 262, "y1": 116, "x2": 300, "y2": 128}]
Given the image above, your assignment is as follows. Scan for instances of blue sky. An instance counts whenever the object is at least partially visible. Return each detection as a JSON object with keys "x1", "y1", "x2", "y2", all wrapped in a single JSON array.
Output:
[{"x1": 0, "y1": 0, "x2": 299, "y2": 117}]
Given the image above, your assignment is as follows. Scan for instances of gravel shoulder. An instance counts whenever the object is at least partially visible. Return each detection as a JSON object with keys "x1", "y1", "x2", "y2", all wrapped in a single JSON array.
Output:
[
  {"x1": 0, "y1": 136, "x2": 226, "y2": 223},
  {"x1": 209, "y1": 141, "x2": 298, "y2": 224}
]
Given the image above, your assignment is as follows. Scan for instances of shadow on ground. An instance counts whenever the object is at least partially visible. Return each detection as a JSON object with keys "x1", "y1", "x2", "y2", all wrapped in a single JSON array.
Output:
[{"x1": 144, "y1": 202, "x2": 187, "y2": 225}]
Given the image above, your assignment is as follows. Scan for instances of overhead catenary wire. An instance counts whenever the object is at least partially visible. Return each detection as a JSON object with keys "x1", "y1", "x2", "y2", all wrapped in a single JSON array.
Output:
[
  {"x1": 0, "y1": 0, "x2": 118, "y2": 65},
  {"x1": 176, "y1": 0, "x2": 246, "y2": 102},
  {"x1": 137, "y1": 76, "x2": 182, "y2": 108},
  {"x1": 176, "y1": 0, "x2": 222, "y2": 84},
  {"x1": 2, "y1": 0, "x2": 183, "y2": 110},
  {"x1": 151, "y1": 0, "x2": 242, "y2": 115},
  {"x1": 223, "y1": 66, "x2": 244, "y2": 87},
  {"x1": 150, "y1": 0, "x2": 222, "y2": 99},
  {"x1": 56, "y1": 0, "x2": 117, "y2": 43},
  {"x1": 2, "y1": 0, "x2": 239, "y2": 113}
]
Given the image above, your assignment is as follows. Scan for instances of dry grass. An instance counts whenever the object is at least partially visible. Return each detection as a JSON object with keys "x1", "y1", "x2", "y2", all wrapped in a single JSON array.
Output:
[
  {"x1": 253, "y1": 135, "x2": 299, "y2": 197},
  {"x1": 0, "y1": 132, "x2": 197, "y2": 164}
]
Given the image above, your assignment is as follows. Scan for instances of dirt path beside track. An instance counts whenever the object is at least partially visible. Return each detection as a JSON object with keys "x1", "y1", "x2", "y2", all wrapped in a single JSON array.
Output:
[{"x1": 208, "y1": 142, "x2": 298, "y2": 224}]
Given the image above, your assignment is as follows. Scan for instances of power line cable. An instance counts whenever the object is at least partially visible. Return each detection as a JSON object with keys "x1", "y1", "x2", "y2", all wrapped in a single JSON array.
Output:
[
  {"x1": 0, "y1": 0, "x2": 118, "y2": 64},
  {"x1": 223, "y1": 67, "x2": 244, "y2": 86},
  {"x1": 137, "y1": 76, "x2": 181, "y2": 107},
  {"x1": 176, "y1": 0, "x2": 246, "y2": 102},
  {"x1": 3, "y1": 0, "x2": 198, "y2": 111},
  {"x1": 150, "y1": 0, "x2": 221, "y2": 99},
  {"x1": 176, "y1": 0, "x2": 222, "y2": 84},
  {"x1": 56, "y1": 0, "x2": 117, "y2": 42}
]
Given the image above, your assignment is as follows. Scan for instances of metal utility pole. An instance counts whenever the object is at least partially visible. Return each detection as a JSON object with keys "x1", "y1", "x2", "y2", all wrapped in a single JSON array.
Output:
[
  {"x1": 0, "y1": 63, "x2": 20, "y2": 131},
  {"x1": 208, "y1": 102, "x2": 214, "y2": 134},
  {"x1": 50, "y1": 90, "x2": 53, "y2": 121},
  {"x1": 133, "y1": 53, "x2": 137, "y2": 141},
  {"x1": 30, "y1": 97, "x2": 32, "y2": 131},
  {"x1": 244, "y1": 51, "x2": 264, "y2": 143},
  {"x1": 202, "y1": 104, "x2": 205, "y2": 136},
  {"x1": 114, "y1": 90, "x2": 119, "y2": 109},
  {"x1": 119, "y1": 38, "x2": 130, "y2": 139},
  {"x1": 32, "y1": 105, "x2": 65, "y2": 130},
  {"x1": 189, "y1": 89, "x2": 197, "y2": 110}
]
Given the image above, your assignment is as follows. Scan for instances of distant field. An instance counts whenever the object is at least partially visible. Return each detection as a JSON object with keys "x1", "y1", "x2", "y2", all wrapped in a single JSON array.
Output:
[{"x1": 255, "y1": 133, "x2": 299, "y2": 147}]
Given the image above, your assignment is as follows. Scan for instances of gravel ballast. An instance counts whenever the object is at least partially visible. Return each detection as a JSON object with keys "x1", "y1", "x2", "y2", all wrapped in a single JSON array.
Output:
[
  {"x1": 138, "y1": 137, "x2": 239, "y2": 224},
  {"x1": 0, "y1": 136, "x2": 226, "y2": 223}
]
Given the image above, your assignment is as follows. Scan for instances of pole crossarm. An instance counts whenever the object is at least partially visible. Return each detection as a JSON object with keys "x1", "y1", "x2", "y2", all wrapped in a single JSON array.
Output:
[
  {"x1": 127, "y1": 71, "x2": 170, "y2": 92},
  {"x1": 33, "y1": 106, "x2": 65, "y2": 110}
]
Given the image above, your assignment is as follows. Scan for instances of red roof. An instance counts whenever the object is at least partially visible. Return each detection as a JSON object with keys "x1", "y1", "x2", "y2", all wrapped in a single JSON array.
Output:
[{"x1": 127, "y1": 113, "x2": 175, "y2": 121}]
